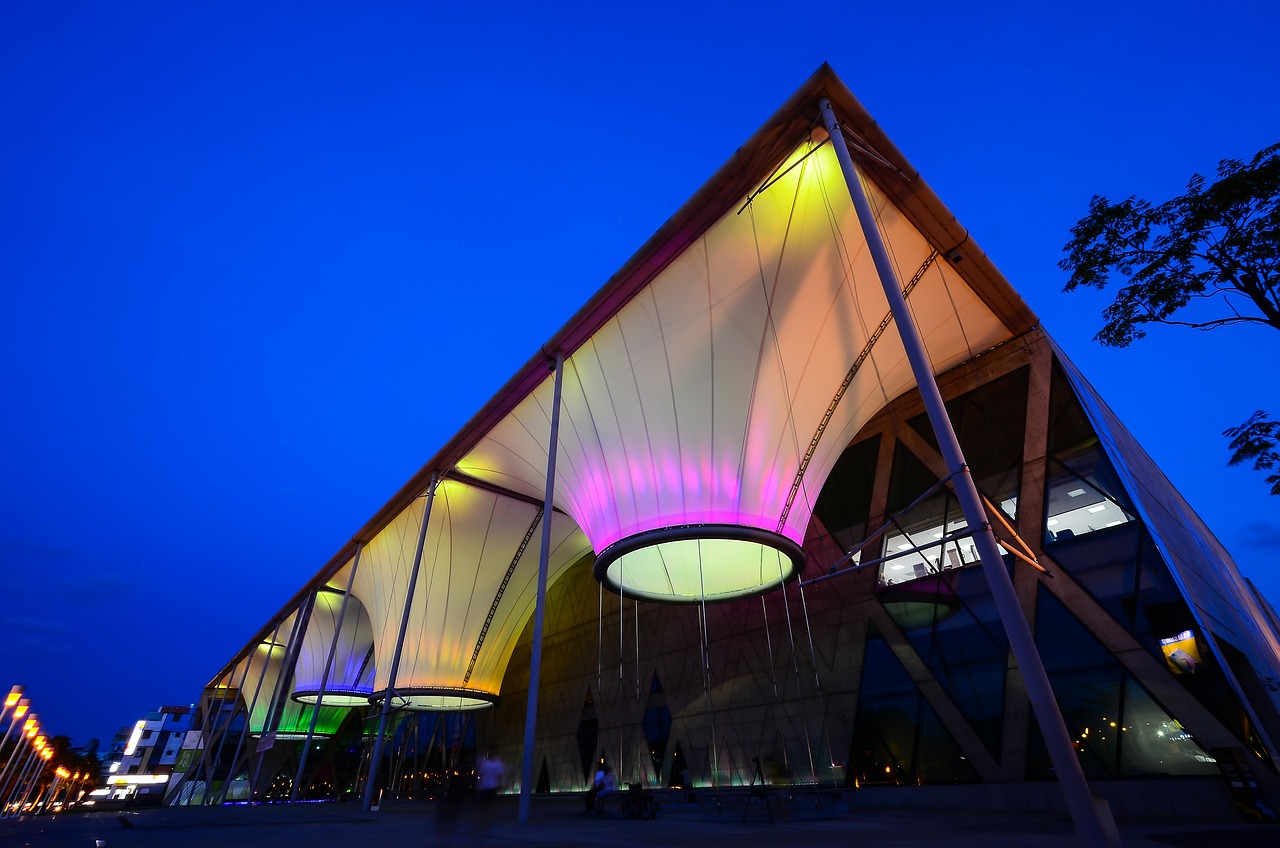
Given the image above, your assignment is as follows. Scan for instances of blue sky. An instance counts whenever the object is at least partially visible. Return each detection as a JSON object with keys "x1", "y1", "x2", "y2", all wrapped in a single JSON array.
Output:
[{"x1": 2, "y1": 2, "x2": 1276, "y2": 746}]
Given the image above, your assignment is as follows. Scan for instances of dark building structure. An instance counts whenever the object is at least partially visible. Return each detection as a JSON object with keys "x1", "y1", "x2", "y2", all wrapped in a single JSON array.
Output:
[{"x1": 173, "y1": 67, "x2": 1280, "y2": 824}]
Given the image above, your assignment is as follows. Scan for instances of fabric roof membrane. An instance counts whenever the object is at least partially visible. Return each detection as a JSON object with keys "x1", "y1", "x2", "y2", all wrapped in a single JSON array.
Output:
[
  {"x1": 458, "y1": 134, "x2": 1013, "y2": 602},
  {"x1": 290, "y1": 575, "x2": 377, "y2": 707},
  {"x1": 349, "y1": 477, "x2": 592, "y2": 709},
  {"x1": 204, "y1": 65, "x2": 1040, "y2": 705},
  {"x1": 232, "y1": 619, "x2": 347, "y2": 739}
]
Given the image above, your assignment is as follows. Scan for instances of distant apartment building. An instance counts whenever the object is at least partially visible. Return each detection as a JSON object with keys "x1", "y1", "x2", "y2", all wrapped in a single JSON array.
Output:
[{"x1": 96, "y1": 706, "x2": 195, "y2": 804}]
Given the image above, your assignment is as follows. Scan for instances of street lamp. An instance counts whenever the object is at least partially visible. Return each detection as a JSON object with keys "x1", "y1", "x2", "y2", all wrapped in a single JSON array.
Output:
[
  {"x1": 0, "y1": 698, "x2": 30, "y2": 758},
  {"x1": 1, "y1": 687, "x2": 22, "y2": 723},
  {"x1": 39, "y1": 766, "x2": 70, "y2": 813}
]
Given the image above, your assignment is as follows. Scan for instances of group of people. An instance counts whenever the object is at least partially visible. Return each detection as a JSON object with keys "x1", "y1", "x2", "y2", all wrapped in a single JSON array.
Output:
[{"x1": 434, "y1": 752, "x2": 627, "y2": 819}]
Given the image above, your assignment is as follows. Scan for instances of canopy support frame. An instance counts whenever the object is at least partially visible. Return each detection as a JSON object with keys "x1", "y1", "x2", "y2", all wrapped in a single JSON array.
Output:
[
  {"x1": 213, "y1": 621, "x2": 284, "y2": 804},
  {"x1": 363, "y1": 476, "x2": 440, "y2": 811},
  {"x1": 291, "y1": 540, "x2": 364, "y2": 802},
  {"x1": 251, "y1": 592, "x2": 314, "y2": 800},
  {"x1": 518, "y1": 350, "x2": 564, "y2": 824},
  {"x1": 819, "y1": 97, "x2": 1119, "y2": 848}
]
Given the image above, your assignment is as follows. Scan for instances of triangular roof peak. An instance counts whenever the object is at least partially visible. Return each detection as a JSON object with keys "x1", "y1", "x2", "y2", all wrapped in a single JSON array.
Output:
[{"x1": 222, "y1": 64, "x2": 1039, "y2": 667}]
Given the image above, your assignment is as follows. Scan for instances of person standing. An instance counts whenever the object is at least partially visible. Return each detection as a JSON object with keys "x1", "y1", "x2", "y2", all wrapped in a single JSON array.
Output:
[
  {"x1": 586, "y1": 759, "x2": 606, "y2": 813},
  {"x1": 593, "y1": 763, "x2": 616, "y2": 816},
  {"x1": 477, "y1": 752, "x2": 504, "y2": 803}
]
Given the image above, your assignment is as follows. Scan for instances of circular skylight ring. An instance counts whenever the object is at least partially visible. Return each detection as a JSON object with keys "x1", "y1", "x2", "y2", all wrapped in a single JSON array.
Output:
[
  {"x1": 259, "y1": 731, "x2": 334, "y2": 741},
  {"x1": 368, "y1": 687, "x2": 497, "y2": 711},
  {"x1": 291, "y1": 688, "x2": 374, "y2": 707},
  {"x1": 593, "y1": 524, "x2": 805, "y2": 604}
]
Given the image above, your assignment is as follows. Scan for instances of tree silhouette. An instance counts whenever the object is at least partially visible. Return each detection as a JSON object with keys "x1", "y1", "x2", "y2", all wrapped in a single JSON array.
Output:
[{"x1": 1061, "y1": 142, "x2": 1280, "y2": 494}]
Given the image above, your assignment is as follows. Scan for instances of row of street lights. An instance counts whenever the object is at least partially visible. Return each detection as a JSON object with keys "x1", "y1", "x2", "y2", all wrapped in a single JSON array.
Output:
[{"x1": 0, "y1": 684, "x2": 81, "y2": 816}]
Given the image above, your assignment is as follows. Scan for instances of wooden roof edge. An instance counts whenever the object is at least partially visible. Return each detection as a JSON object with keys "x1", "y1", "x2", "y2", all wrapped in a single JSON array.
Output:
[{"x1": 814, "y1": 69, "x2": 1038, "y2": 335}]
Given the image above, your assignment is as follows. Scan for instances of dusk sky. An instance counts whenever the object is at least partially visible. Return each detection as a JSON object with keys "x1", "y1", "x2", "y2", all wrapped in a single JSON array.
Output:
[{"x1": 3, "y1": 2, "x2": 1276, "y2": 747}]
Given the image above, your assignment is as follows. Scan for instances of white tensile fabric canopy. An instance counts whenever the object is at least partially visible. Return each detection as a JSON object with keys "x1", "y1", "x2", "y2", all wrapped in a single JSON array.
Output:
[
  {"x1": 208, "y1": 65, "x2": 1037, "y2": 716},
  {"x1": 351, "y1": 478, "x2": 592, "y2": 710},
  {"x1": 459, "y1": 137, "x2": 1010, "y2": 602},
  {"x1": 231, "y1": 616, "x2": 346, "y2": 738},
  {"x1": 290, "y1": 580, "x2": 376, "y2": 707}
]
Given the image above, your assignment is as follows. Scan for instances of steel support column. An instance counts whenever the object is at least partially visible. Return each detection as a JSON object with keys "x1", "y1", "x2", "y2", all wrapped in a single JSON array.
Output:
[
  {"x1": 251, "y1": 592, "x2": 315, "y2": 800},
  {"x1": 291, "y1": 541, "x2": 365, "y2": 802},
  {"x1": 518, "y1": 350, "x2": 564, "y2": 824},
  {"x1": 819, "y1": 97, "x2": 1118, "y2": 848},
  {"x1": 214, "y1": 617, "x2": 285, "y2": 804},
  {"x1": 362, "y1": 475, "x2": 439, "y2": 812}
]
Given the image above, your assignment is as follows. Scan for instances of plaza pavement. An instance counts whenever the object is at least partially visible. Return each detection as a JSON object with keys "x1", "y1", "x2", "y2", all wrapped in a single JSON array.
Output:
[{"x1": 2, "y1": 794, "x2": 1278, "y2": 848}]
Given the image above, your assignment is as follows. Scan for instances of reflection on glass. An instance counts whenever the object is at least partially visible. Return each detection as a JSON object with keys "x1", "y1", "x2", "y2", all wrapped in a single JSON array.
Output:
[
  {"x1": 895, "y1": 568, "x2": 1010, "y2": 758},
  {"x1": 851, "y1": 625, "x2": 979, "y2": 786},
  {"x1": 1031, "y1": 586, "x2": 1219, "y2": 779}
]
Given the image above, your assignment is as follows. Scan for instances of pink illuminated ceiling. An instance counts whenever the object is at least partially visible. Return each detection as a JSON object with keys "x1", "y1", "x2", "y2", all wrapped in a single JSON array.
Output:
[
  {"x1": 207, "y1": 65, "x2": 1038, "y2": 701},
  {"x1": 457, "y1": 137, "x2": 1013, "y2": 601}
]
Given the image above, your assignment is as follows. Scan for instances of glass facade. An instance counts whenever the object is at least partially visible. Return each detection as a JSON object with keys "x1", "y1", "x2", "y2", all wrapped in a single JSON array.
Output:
[
  {"x1": 813, "y1": 434, "x2": 879, "y2": 567},
  {"x1": 643, "y1": 674, "x2": 671, "y2": 781},
  {"x1": 899, "y1": 567, "x2": 1010, "y2": 759},
  {"x1": 878, "y1": 368, "x2": 1028, "y2": 587},
  {"x1": 1044, "y1": 363, "x2": 1135, "y2": 543},
  {"x1": 1031, "y1": 587, "x2": 1217, "y2": 778},
  {"x1": 1042, "y1": 359, "x2": 1273, "y2": 764},
  {"x1": 1047, "y1": 524, "x2": 1193, "y2": 665},
  {"x1": 850, "y1": 623, "x2": 979, "y2": 785}
]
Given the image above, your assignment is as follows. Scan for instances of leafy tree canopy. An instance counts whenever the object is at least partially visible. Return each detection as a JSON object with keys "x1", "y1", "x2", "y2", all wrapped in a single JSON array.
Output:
[
  {"x1": 1225, "y1": 412, "x2": 1280, "y2": 496},
  {"x1": 1060, "y1": 142, "x2": 1280, "y2": 347},
  {"x1": 1061, "y1": 142, "x2": 1280, "y2": 495}
]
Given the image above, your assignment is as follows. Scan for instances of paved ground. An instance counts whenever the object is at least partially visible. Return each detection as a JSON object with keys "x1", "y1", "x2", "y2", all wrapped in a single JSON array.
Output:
[{"x1": 2, "y1": 795, "x2": 1278, "y2": 848}]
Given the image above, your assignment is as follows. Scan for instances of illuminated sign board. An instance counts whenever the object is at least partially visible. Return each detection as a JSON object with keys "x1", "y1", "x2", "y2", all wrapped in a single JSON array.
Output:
[{"x1": 1160, "y1": 629, "x2": 1203, "y2": 675}]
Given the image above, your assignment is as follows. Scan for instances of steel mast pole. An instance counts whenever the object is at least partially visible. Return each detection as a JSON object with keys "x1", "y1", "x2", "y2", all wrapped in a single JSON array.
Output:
[
  {"x1": 362, "y1": 475, "x2": 439, "y2": 812},
  {"x1": 3, "y1": 743, "x2": 40, "y2": 816},
  {"x1": 518, "y1": 350, "x2": 564, "y2": 824},
  {"x1": 0, "y1": 716, "x2": 34, "y2": 801},
  {"x1": 250, "y1": 593, "x2": 315, "y2": 800},
  {"x1": 819, "y1": 97, "x2": 1118, "y2": 848},
  {"x1": 0, "y1": 700, "x2": 29, "y2": 776},
  {"x1": 213, "y1": 619, "x2": 284, "y2": 804}
]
